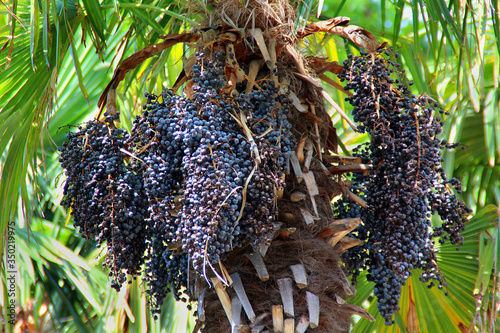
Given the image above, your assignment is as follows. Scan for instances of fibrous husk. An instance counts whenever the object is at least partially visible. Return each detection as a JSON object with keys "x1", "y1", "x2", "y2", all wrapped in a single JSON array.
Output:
[{"x1": 202, "y1": 229, "x2": 352, "y2": 332}]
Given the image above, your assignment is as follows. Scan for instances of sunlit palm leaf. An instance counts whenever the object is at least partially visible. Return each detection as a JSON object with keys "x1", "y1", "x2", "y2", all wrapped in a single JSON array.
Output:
[
  {"x1": 320, "y1": 1, "x2": 500, "y2": 331},
  {"x1": 2, "y1": 1, "x2": 196, "y2": 332},
  {"x1": 0, "y1": 0, "x2": 81, "y2": 253}
]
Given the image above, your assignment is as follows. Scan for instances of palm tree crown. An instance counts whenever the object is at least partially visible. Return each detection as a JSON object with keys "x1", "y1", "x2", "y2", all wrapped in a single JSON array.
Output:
[{"x1": 0, "y1": 1, "x2": 499, "y2": 332}]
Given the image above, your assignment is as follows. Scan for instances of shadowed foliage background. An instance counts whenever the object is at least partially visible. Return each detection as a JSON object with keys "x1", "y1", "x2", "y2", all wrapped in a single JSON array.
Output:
[{"x1": 0, "y1": 0, "x2": 499, "y2": 332}]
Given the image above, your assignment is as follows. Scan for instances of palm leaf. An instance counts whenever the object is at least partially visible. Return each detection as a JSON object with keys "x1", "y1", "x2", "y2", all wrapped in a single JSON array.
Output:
[
  {"x1": 0, "y1": 0, "x2": 82, "y2": 252},
  {"x1": 2, "y1": 1, "x2": 196, "y2": 332}
]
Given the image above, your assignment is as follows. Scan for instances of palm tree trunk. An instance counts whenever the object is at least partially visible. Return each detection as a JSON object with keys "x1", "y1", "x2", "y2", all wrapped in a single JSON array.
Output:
[{"x1": 94, "y1": 1, "x2": 378, "y2": 332}]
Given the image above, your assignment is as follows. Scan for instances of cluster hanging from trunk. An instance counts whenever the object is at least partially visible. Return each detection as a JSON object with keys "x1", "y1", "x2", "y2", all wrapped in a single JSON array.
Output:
[{"x1": 58, "y1": 0, "x2": 469, "y2": 331}]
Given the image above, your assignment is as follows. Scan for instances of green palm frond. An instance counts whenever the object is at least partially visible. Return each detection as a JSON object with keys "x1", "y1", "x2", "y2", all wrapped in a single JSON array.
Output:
[
  {"x1": 1, "y1": 1, "x2": 193, "y2": 332},
  {"x1": 0, "y1": 0, "x2": 81, "y2": 252},
  {"x1": 318, "y1": 0, "x2": 499, "y2": 331}
]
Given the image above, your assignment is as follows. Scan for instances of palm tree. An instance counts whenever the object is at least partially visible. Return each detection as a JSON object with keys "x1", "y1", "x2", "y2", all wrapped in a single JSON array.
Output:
[{"x1": 1, "y1": 1, "x2": 499, "y2": 332}]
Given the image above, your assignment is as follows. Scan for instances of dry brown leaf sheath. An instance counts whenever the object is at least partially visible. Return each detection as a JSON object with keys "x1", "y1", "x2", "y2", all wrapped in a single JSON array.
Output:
[
  {"x1": 298, "y1": 17, "x2": 381, "y2": 52},
  {"x1": 97, "y1": 33, "x2": 200, "y2": 117}
]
